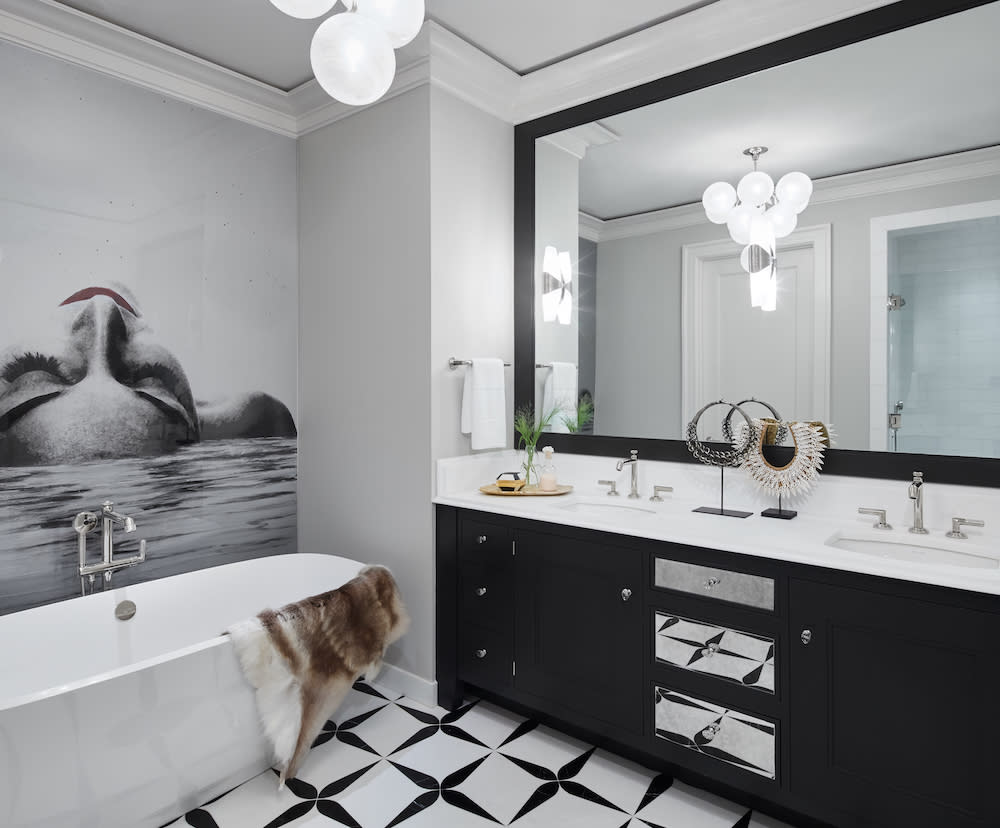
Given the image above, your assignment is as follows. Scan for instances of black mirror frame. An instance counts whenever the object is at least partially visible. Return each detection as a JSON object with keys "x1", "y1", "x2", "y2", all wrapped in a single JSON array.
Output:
[{"x1": 514, "y1": 0, "x2": 1000, "y2": 487}]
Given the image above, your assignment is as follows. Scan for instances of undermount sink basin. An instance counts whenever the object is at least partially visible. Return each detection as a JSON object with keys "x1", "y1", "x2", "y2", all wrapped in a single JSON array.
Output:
[
  {"x1": 558, "y1": 497, "x2": 657, "y2": 517},
  {"x1": 825, "y1": 532, "x2": 998, "y2": 569}
]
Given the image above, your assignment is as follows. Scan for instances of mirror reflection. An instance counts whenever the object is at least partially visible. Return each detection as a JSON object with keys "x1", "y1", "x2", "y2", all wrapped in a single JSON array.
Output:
[{"x1": 533, "y1": 2, "x2": 1000, "y2": 455}]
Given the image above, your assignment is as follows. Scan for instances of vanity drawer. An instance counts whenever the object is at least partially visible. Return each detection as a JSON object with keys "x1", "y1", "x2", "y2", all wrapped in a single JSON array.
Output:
[
  {"x1": 459, "y1": 564, "x2": 512, "y2": 632},
  {"x1": 654, "y1": 558, "x2": 774, "y2": 611},
  {"x1": 653, "y1": 685, "x2": 776, "y2": 780},
  {"x1": 653, "y1": 611, "x2": 775, "y2": 694},
  {"x1": 459, "y1": 519, "x2": 513, "y2": 562},
  {"x1": 458, "y1": 622, "x2": 512, "y2": 688}
]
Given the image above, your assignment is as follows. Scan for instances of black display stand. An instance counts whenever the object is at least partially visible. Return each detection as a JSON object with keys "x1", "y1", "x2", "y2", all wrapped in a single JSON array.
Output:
[
  {"x1": 761, "y1": 493, "x2": 797, "y2": 520},
  {"x1": 693, "y1": 466, "x2": 752, "y2": 519}
]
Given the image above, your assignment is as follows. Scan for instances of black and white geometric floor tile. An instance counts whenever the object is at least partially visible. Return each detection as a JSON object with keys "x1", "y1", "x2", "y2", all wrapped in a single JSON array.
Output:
[{"x1": 164, "y1": 681, "x2": 801, "y2": 828}]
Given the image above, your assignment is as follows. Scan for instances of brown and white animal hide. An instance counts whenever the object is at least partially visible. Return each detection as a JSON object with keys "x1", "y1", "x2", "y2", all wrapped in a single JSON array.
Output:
[{"x1": 227, "y1": 564, "x2": 409, "y2": 788}]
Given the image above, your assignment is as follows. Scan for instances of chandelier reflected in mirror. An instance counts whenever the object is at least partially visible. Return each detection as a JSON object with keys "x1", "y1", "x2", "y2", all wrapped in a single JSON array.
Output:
[{"x1": 701, "y1": 147, "x2": 812, "y2": 311}]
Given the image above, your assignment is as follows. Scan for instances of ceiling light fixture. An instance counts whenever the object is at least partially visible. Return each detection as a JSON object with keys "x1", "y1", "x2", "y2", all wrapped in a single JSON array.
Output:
[
  {"x1": 269, "y1": 0, "x2": 425, "y2": 106},
  {"x1": 702, "y1": 147, "x2": 812, "y2": 311}
]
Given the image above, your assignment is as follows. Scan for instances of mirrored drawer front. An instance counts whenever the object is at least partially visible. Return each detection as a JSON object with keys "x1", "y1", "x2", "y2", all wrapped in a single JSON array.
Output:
[
  {"x1": 654, "y1": 559, "x2": 774, "y2": 611},
  {"x1": 654, "y1": 612, "x2": 775, "y2": 693},
  {"x1": 654, "y1": 686, "x2": 776, "y2": 780}
]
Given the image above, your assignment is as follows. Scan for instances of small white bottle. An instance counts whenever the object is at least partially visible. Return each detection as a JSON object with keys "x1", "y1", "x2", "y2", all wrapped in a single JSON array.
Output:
[{"x1": 539, "y1": 446, "x2": 558, "y2": 492}]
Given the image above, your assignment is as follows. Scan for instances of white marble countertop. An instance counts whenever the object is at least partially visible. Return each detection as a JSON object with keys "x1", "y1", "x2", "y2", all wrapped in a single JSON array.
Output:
[{"x1": 434, "y1": 450, "x2": 1000, "y2": 598}]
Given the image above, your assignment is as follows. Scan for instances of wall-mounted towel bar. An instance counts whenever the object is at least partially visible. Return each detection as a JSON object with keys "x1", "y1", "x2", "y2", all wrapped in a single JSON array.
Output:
[{"x1": 448, "y1": 357, "x2": 511, "y2": 370}]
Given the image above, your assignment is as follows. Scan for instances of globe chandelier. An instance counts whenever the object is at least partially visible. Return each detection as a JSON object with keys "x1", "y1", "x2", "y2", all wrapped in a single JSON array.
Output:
[
  {"x1": 701, "y1": 147, "x2": 812, "y2": 312},
  {"x1": 268, "y1": 0, "x2": 425, "y2": 106}
]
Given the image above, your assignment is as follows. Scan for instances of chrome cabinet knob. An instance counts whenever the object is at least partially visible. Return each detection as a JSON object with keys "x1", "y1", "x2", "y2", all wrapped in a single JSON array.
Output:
[
  {"x1": 701, "y1": 642, "x2": 720, "y2": 658},
  {"x1": 704, "y1": 577, "x2": 721, "y2": 590},
  {"x1": 800, "y1": 629, "x2": 813, "y2": 645},
  {"x1": 475, "y1": 586, "x2": 487, "y2": 597},
  {"x1": 621, "y1": 588, "x2": 632, "y2": 601},
  {"x1": 477, "y1": 534, "x2": 487, "y2": 544},
  {"x1": 475, "y1": 648, "x2": 487, "y2": 659}
]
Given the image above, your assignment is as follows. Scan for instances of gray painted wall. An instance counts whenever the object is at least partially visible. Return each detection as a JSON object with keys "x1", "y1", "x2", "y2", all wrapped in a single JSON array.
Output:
[
  {"x1": 298, "y1": 87, "x2": 432, "y2": 681},
  {"x1": 299, "y1": 85, "x2": 513, "y2": 684},
  {"x1": 594, "y1": 173, "x2": 1000, "y2": 448}
]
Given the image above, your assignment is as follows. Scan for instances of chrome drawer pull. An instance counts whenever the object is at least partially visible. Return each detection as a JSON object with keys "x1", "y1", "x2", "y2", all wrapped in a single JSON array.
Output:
[
  {"x1": 475, "y1": 648, "x2": 487, "y2": 659},
  {"x1": 621, "y1": 587, "x2": 632, "y2": 601},
  {"x1": 800, "y1": 629, "x2": 812, "y2": 645},
  {"x1": 704, "y1": 577, "x2": 721, "y2": 590},
  {"x1": 701, "y1": 723, "x2": 721, "y2": 742},
  {"x1": 475, "y1": 587, "x2": 487, "y2": 597},
  {"x1": 477, "y1": 534, "x2": 488, "y2": 544}
]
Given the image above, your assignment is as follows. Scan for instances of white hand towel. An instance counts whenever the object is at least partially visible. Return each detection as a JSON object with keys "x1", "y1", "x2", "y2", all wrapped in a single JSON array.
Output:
[
  {"x1": 460, "y1": 357, "x2": 507, "y2": 450},
  {"x1": 542, "y1": 361, "x2": 577, "y2": 434}
]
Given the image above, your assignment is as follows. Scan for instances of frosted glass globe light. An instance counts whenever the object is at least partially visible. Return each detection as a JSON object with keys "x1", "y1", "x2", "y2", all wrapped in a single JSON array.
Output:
[
  {"x1": 766, "y1": 204, "x2": 797, "y2": 239},
  {"x1": 311, "y1": 13, "x2": 395, "y2": 106},
  {"x1": 776, "y1": 171, "x2": 813, "y2": 214},
  {"x1": 354, "y1": 0, "x2": 425, "y2": 48},
  {"x1": 736, "y1": 170, "x2": 774, "y2": 207},
  {"x1": 702, "y1": 181, "x2": 736, "y2": 220},
  {"x1": 726, "y1": 203, "x2": 759, "y2": 246},
  {"x1": 269, "y1": 0, "x2": 337, "y2": 19}
]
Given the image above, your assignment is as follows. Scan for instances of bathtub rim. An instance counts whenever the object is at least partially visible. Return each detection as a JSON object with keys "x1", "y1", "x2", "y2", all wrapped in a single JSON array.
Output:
[{"x1": 0, "y1": 552, "x2": 364, "y2": 713}]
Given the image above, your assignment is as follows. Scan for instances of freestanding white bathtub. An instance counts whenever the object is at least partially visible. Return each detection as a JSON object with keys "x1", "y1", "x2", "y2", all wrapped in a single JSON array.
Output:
[{"x1": 0, "y1": 553, "x2": 365, "y2": 828}]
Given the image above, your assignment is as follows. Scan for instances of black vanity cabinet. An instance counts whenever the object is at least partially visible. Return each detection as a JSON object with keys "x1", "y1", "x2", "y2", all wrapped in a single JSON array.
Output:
[
  {"x1": 789, "y1": 577, "x2": 1000, "y2": 828},
  {"x1": 436, "y1": 505, "x2": 1000, "y2": 828},
  {"x1": 514, "y1": 527, "x2": 644, "y2": 735}
]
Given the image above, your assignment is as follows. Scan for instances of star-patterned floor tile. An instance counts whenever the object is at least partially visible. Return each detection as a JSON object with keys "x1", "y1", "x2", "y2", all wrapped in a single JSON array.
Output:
[
  {"x1": 450, "y1": 752, "x2": 544, "y2": 825},
  {"x1": 162, "y1": 683, "x2": 806, "y2": 828},
  {"x1": 445, "y1": 700, "x2": 529, "y2": 750},
  {"x1": 635, "y1": 779, "x2": 747, "y2": 828},
  {"x1": 392, "y1": 728, "x2": 491, "y2": 781},
  {"x1": 568, "y1": 748, "x2": 658, "y2": 815},
  {"x1": 506, "y1": 787, "x2": 626, "y2": 828},
  {"x1": 346, "y1": 702, "x2": 431, "y2": 758},
  {"x1": 496, "y1": 721, "x2": 590, "y2": 770}
]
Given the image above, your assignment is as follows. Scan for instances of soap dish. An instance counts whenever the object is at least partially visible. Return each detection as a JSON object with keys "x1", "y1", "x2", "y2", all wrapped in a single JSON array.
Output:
[{"x1": 495, "y1": 472, "x2": 526, "y2": 492}]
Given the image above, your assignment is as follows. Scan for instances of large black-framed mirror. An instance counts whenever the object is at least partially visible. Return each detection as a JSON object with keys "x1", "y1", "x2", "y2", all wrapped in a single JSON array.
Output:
[{"x1": 514, "y1": 0, "x2": 1000, "y2": 486}]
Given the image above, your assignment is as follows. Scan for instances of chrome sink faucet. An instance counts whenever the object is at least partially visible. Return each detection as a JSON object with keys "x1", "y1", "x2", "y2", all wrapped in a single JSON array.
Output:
[
  {"x1": 74, "y1": 500, "x2": 147, "y2": 592},
  {"x1": 908, "y1": 471, "x2": 929, "y2": 534},
  {"x1": 617, "y1": 449, "x2": 640, "y2": 499}
]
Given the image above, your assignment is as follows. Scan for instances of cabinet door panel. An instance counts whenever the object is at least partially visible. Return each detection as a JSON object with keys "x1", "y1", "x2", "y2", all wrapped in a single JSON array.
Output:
[
  {"x1": 791, "y1": 579, "x2": 1000, "y2": 828},
  {"x1": 514, "y1": 530, "x2": 643, "y2": 733}
]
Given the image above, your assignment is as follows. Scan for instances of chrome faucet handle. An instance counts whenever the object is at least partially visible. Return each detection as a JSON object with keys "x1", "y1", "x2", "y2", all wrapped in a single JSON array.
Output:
[
  {"x1": 650, "y1": 485, "x2": 673, "y2": 502},
  {"x1": 598, "y1": 479, "x2": 619, "y2": 496},
  {"x1": 859, "y1": 507, "x2": 892, "y2": 530},
  {"x1": 946, "y1": 517, "x2": 984, "y2": 539}
]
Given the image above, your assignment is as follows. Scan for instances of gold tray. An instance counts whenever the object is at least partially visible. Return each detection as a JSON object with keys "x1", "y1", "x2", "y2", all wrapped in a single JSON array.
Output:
[{"x1": 479, "y1": 483, "x2": 573, "y2": 496}]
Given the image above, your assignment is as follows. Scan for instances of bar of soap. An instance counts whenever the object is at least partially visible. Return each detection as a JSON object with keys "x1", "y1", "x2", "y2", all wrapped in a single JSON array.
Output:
[{"x1": 496, "y1": 474, "x2": 526, "y2": 491}]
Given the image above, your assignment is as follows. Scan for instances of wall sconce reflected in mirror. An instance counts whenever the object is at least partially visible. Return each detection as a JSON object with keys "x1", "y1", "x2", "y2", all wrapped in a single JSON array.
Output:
[{"x1": 542, "y1": 245, "x2": 573, "y2": 325}]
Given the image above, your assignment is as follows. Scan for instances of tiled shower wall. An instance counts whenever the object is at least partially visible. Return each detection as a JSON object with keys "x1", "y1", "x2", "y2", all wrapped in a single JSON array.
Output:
[
  {"x1": 889, "y1": 215, "x2": 1000, "y2": 457},
  {"x1": 0, "y1": 41, "x2": 299, "y2": 614}
]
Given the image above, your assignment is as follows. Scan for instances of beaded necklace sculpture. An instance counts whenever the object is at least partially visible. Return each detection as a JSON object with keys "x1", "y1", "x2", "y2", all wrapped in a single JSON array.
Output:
[{"x1": 742, "y1": 419, "x2": 828, "y2": 497}]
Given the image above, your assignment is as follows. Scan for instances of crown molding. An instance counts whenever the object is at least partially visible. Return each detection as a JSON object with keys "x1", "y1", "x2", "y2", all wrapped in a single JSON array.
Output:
[
  {"x1": 541, "y1": 122, "x2": 620, "y2": 160},
  {"x1": 0, "y1": 0, "x2": 299, "y2": 137},
  {"x1": 578, "y1": 213, "x2": 603, "y2": 243},
  {"x1": 514, "y1": 0, "x2": 897, "y2": 123},
  {"x1": 425, "y1": 22, "x2": 519, "y2": 124},
  {"x1": 584, "y1": 146, "x2": 1000, "y2": 242},
  {"x1": 0, "y1": 0, "x2": 924, "y2": 137}
]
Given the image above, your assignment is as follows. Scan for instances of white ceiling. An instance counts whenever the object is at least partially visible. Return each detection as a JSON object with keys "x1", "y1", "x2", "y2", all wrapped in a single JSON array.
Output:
[
  {"x1": 53, "y1": 0, "x2": 715, "y2": 90},
  {"x1": 573, "y1": 2, "x2": 1000, "y2": 219}
]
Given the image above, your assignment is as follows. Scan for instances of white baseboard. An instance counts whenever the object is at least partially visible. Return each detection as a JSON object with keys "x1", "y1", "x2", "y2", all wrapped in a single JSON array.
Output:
[{"x1": 374, "y1": 662, "x2": 438, "y2": 709}]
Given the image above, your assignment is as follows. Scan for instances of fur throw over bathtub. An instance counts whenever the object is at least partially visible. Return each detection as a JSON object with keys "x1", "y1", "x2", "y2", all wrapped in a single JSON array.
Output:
[{"x1": 227, "y1": 564, "x2": 409, "y2": 788}]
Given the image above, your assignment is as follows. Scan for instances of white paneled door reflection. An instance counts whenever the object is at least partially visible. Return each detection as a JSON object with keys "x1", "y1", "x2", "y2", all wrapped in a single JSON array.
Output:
[{"x1": 681, "y1": 227, "x2": 831, "y2": 435}]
